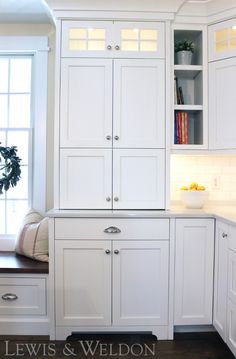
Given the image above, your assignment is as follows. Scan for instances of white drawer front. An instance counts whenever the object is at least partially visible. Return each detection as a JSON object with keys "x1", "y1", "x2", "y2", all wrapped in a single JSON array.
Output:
[
  {"x1": 0, "y1": 277, "x2": 46, "y2": 316},
  {"x1": 55, "y1": 218, "x2": 169, "y2": 240}
]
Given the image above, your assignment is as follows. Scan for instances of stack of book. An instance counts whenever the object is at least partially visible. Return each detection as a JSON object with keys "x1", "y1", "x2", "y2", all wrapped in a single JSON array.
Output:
[{"x1": 175, "y1": 111, "x2": 188, "y2": 144}]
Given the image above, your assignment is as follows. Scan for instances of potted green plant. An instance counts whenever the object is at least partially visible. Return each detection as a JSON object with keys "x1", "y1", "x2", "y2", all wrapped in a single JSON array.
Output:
[
  {"x1": 0, "y1": 143, "x2": 21, "y2": 194},
  {"x1": 175, "y1": 39, "x2": 194, "y2": 65}
]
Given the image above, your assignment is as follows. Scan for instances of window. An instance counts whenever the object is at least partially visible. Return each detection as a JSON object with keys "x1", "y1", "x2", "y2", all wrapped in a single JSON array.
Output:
[
  {"x1": 0, "y1": 56, "x2": 32, "y2": 237},
  {"x1": 0, "y1": 37, "x2": 48, "y2": 250}
]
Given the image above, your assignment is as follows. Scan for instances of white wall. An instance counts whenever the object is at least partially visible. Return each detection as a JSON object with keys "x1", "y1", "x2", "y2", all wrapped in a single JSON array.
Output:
[{"x1": 171, "y1": 155, "x2": 236, "y2": 204}]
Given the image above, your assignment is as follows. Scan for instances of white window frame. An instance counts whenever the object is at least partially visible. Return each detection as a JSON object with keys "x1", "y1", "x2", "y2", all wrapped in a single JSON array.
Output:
[{"x1": 0, "y1": 36, "x2": 48, "y2": 250}]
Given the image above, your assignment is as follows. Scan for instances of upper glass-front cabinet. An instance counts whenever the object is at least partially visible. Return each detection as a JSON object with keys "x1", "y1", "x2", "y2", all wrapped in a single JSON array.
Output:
[
  {"x1": 61, "y1": 21, "x2": 165, "y2": 58},
  {"x1": 208, "y1": 18, "x2": 236, "y2": 61}
]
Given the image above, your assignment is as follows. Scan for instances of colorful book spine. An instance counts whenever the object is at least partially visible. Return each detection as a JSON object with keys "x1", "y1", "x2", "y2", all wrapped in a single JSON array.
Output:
[{"x1": 175, "y1": 111, "x2": 188, "y2": 145}]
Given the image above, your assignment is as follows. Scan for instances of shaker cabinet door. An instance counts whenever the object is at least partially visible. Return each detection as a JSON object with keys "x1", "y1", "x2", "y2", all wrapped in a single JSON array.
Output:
[
  {"x1": 174, "y1": 219, "x2": 214, "y2": 325},
  {"x1": 60, "y1": 58, "x2": 112, "y2": 148},
  {"x1": 112, "y1": 240, "x2": 169, "y2": 326},
  {"x1": 209, "y1": 58, "x2": 236, "y2": 149},
  {"x1": 55, "y1": 240, "x2": 112, "y2": 326},
  {"x1": 213, "y1": 221, "x2": 228, "y2": 341},
  {"x1": 113, "y1": 59, "x2": 165, "y2": 148},
  {"x1": 113, "y1": 149, "x2": 165, "y2": 209},
  {"x1": 60, "y1": 149, "x2": 112, "y2": 209}
]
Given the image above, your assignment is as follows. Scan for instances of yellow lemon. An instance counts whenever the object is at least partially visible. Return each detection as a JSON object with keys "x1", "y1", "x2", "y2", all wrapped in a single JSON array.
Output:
[
  {"x1": 180, "y1": 186, "x2": 188, "y2": 191},
  {"x1": 190, "y1": 182, "x2": 198, "y2": 190},
  {"x1": 197, "y1": 185, "x2": 205, "y2": 191}
]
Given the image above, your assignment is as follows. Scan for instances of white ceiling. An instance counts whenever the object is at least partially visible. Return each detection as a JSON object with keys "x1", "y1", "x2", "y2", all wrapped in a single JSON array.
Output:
[{"x1": 0, "y1": 0, "x2": 52, "y2": 23}]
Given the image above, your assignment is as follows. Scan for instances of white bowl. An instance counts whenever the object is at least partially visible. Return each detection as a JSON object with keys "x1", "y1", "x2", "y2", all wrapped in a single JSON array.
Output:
[{"x1": 180, "y1": 190, "x2": 209, "y2": 209}]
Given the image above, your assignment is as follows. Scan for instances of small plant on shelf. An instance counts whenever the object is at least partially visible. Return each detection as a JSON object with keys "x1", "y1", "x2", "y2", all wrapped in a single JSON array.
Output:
[
  {"x1": 174, "y1": 39, "x2": 194, "y2": 53},
  {"x1": 175, "y1": 39, "x2": 194, "y2": 65}
]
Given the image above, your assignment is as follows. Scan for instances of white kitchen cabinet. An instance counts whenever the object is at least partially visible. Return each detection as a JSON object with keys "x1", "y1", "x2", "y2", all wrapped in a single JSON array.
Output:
[
  {"x1": 55, "y1": 240, "x2": 112, "y2": 326},
  {"x1": 60, "y1": 149, "x2": 112, "y2": 209},
  {"x1": 60, "y1": 148, "x2": 165, "y2": 209},
  {"x1": 60, "y1": 58, "x2": 165, "y2": 149},
  {"x1": 60, "y1": 58, "x2": 112, "y2": 148},
  {"x1": 213, "y1": 221, "x2": 228, "y2": 341},
  {"x1": 61, "y1": 20, "x2": 165, "y2": 58},
  {"x1": 113, "y1": 240, "x2": 169, "y2": 326},
  {"x1": 53, "y1": 218, "x2": 169, "y2": 331},
  {"x1": 174, "y1": 218, "x2": 214, "y2": 325},
  {"x1": 227, "y1": 225, "x2": 236, "y2": 356},
  {"x1": 113, "y1": 59, "x2": 165, "y2": 148},
  {"x1": 209, "y1": 57, "x2": 236, "y2": 149},
  {"x1": 113, "y1": 149, "x2": 165, "y2": 209},
  {"x1": 208, "y1": 18, "x2": 236, "y2": 62}
]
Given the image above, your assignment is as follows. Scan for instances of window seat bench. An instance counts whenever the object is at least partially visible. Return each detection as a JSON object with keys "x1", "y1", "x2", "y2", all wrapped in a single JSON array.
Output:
[
  {"x1": 0, "y1": 251, "x2": 48, "y2": 274},
  {"x1": 0, "y1": 252, "x2": 49, "y2": 335}
]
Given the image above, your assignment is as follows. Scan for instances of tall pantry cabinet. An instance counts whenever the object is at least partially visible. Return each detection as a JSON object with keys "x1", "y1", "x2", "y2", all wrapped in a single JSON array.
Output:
[{"x1": 55, "y1": 20, "x2": 167, "y2": 210}]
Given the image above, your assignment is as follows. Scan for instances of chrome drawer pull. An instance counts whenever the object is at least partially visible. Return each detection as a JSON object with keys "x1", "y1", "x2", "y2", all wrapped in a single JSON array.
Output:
[
  {"x1": 104, "y1": 226, "x2": 121, "y2": 234},
  {"x1": 2, "y1": 293, "x2": 18, "y2": 301}
]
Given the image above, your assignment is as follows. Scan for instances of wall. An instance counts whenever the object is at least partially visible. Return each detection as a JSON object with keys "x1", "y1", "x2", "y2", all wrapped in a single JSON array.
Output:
[
  {"x1": 0, "y1": 23, "x2": 55, "y2": 210},
  {"x1": 171, "y1": 155, "x2": 236, "y2": 204}
]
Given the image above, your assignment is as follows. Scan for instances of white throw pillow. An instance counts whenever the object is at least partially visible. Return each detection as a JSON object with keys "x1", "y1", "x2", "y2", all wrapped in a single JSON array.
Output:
[{"x1": 15, "y1": 209, "x2": 49, "y2": 262}]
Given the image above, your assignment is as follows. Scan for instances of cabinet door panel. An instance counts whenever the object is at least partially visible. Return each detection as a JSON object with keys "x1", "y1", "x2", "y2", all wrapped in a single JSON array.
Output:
[
  {"x1": 208, "y1": 19, "x2": 236, "y2": 62},
  {"x1": 209, "y1": 58, "x2": 236, "y2": 149},
  {"x1": 60, "y1": 58, "x2": 112, "y2": 147},
  {"x1": 228, "y1": 250, "x2": 236, "y2": 305},
  {"x1": 113, "y1": 149, "x2": 165, "y2": 209},
  {"x1": 113, "y1": 240, "x2": 169, "y2": 326},
  {"x1": 213, "y1": 221, "x2": 228, "y2": 341},
  {"x1": 55, "y1": 240, "x2": 111, "y2": 326},
  {"x1": 113, "y1": 22, "x2": 165, "y2": 58},
  {"x1": 227, "y1": 299, "x2": 236, "y2": 357},
  {"x1": 113, "y1": 59, "x2": 165, "y2": 148},
  {"x1": 61, "y1": 20, "x2": 113, "y2": 57},
  {"x1": 174, "y1": 219, "x2": 214, "y2": 325},
  {"x1": 60, "y1": 149, "x2": 112, "y2": 209}
]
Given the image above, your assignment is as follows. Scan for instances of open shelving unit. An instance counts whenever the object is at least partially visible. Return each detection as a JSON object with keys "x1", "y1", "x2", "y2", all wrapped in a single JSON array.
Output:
[{"x1": 172, "y1": 26, "x2": 207, "y2": 149}]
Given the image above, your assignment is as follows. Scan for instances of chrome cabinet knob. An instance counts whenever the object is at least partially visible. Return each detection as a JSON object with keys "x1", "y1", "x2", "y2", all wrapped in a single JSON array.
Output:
[
  {"x1": 107, "y1": 45, "x2": 112, "y2": 50},
  {"x1": 2, "y1": 293, "x2": 18, "y2": 301},
  {"x1": 106, "y1": 197, "x2": 111, "y2": 202},
  {"x1": 115, "y1": 45, "x2": 120, "y2": 50},
  {"x1": 114, "y1": 249, "x2": 120, "y2": 254},
  {"x1": 104, "y1": 226, "x2": 121, "y2": 234},
  {"x1": 222, "y1": 233, "x2": 228, "y2": 238},
  {"x1": 106, "y1": 135, "x2": 111, "y2": 140},
  {"x1": 114, "y1": 197, "x2": 119, "y2": 202},
  {"x1": 114, "y1": 136, "x2": 119, "y2": 140},
  {"x1": 105, "y1": 249, "x2": 111, "y2": 254}
]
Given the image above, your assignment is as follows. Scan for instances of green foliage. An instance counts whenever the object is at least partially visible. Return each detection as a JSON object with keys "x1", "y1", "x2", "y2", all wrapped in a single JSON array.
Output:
[
  {"x1": 175, "y1": 40, "x2": 194, "y2": 53},
  {"x1": 0, "y1": 143, "x2": 21, "y2": 194}
]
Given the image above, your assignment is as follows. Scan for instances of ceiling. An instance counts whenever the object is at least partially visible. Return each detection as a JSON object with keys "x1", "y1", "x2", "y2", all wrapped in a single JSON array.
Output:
[
  {"x1": 0, "y1": 0, "x2": 52, "y2": 23},
  {"x1": 0, "y1": 0, "x2": 232, "y2": 24}
]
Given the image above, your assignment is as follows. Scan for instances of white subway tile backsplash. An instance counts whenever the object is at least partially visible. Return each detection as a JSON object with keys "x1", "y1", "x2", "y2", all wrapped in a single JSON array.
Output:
[{"x1": 171, "y1": 155, "x2": 236, "y2": 203}]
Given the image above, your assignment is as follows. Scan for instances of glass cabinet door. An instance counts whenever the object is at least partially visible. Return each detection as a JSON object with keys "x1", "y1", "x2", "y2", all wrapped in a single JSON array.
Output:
[
  {"x1": 61, "y1": 20, "x2": 113, "y2": 57},
  {"x1": 113, "y1": 21, "x2": 165, "y2": 58},
  {"x1": 209, "y1": 18, "x2": 236, "y2": 61}
]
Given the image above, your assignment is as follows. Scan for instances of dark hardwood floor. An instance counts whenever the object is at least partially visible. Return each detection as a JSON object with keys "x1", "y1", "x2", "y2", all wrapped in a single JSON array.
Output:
[{"x1": 0, "y1": 332, "x2": 234, "y2": 358}]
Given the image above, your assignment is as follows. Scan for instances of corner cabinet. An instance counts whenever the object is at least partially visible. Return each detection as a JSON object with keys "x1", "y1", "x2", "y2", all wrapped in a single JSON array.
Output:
[
  {"x1": 208, "y1": 18, "x2": 236, "y2": 150},
  {"x1": 56, "y1": 20, "x2": 167, "y2": 210}
]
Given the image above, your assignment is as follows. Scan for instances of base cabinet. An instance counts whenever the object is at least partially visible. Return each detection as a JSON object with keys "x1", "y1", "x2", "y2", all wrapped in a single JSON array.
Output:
[
  {"x1": 55, "y1": 239, "x2": 169, "y2": 328},
  {"x1": 213, "y1": 221, "x2": 228, "y2": 341},
  {"x1": 52, "y1": 217, "x2": 170, "y2": 339},
  {"x1": 174, "y1": 218, "x2": 214, "y2": 325}
]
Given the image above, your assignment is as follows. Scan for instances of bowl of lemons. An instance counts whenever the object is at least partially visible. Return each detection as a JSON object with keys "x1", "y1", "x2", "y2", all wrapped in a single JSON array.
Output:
[{"x1": 180, "y1": 182, "x2": 209, "y2": 209}]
